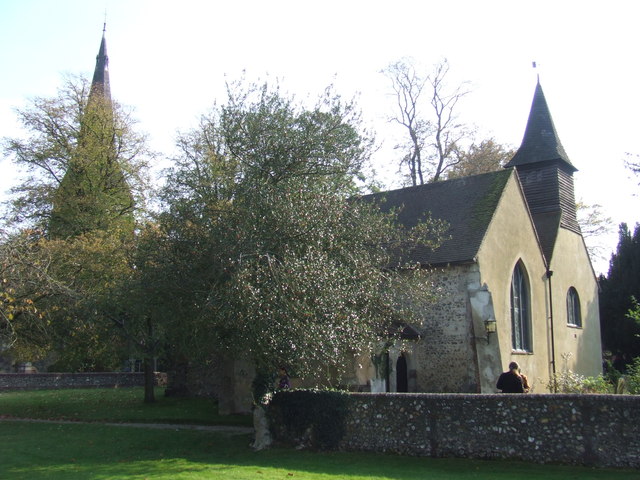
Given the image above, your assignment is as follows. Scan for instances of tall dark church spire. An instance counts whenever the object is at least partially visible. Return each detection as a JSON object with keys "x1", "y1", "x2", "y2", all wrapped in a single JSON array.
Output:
[
  {"x1": 90, "y1": 24, "x2": 111, "y2": 103},
  {"x1": 505, "y1": 81, "x2": 581, "y2": 262},
  {"x1": 505, "y1": 81, "x2": 575, "y2": 172}
]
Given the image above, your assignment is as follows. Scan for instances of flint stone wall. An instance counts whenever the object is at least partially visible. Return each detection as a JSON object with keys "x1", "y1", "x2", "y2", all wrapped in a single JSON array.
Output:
[
  {"x1": 270, "y1": 392, "x2": 640, "y2": 468},
  {"x1": 0, "y1": 372, "x2": 167, "y2": 390},
  {"x1": 411, "y1": 265, "x2": 480, "y2": 392}
]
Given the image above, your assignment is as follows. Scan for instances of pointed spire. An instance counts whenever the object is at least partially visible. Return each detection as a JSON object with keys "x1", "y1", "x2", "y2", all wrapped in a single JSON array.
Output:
[
  {"x1": 505, "y1": 81, "x2": 576, "y2": 172},
  {"x1": 90, "y1": 25, "x2": 111, "y2": 103}
]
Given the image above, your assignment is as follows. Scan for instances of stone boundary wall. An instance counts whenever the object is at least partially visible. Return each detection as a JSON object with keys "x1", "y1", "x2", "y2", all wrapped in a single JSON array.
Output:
[
  {"x1": 0, "y1": 372, "x2": 167, "y2": 390},
  {"x1": 268, "y1": 392, "x2": 640, "y2": 468}
]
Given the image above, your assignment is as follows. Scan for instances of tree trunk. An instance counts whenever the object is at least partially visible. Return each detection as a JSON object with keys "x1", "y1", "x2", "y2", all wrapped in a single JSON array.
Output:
[{"x1": 143, "y1": 357, "x2": 156, "y2": 403}]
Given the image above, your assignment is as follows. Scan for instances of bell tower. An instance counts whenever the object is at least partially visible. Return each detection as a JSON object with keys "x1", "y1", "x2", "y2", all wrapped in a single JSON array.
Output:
[{"x1": 505, "y1": 82, "x2": 580, "y2": 237}]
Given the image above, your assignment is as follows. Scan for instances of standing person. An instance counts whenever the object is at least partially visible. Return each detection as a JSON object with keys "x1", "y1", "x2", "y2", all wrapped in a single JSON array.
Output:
[
  {"x1": 496, "y1": 361, "x2": 525, "y2": 393},
  {"x1": 277, "y1": 367, "x2": 290, "y2": 390}
]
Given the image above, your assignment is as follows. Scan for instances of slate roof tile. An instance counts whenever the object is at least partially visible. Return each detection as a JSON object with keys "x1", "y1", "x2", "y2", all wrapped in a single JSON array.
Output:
[{"x1": 360, "y1": 169, "x2": 513, "y2": 266}]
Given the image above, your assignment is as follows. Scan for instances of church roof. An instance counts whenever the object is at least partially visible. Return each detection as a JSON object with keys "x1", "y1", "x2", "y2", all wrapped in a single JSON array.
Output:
[
  {"x1": 504, "y1": 82, "x2": 576, "y2": 172},
  {"x1": 90, "y1": 27, "x2": 111, "y2": 102},
  {"x1": 359, "y1": 169, "x2": 513, "y2": 267}
]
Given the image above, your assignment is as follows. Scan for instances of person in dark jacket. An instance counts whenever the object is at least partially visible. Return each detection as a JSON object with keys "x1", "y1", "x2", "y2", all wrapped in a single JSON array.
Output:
[{"x1": 496, "y1": 361, "x2": 525, "y2": 393}]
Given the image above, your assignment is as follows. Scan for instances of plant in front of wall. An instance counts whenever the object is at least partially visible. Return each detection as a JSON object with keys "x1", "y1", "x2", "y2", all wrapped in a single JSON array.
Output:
[
  {"x1": 547, "y1": 370, "x2": 612, "y2": 394},
  {"x1": 267, "y1": 389, "x2": 352, "y2": 450}
]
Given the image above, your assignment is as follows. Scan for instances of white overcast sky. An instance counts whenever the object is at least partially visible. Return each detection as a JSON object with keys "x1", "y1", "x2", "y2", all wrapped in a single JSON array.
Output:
[{"x1": 1, "y1": 0, "x2": 639, "y2": 274}]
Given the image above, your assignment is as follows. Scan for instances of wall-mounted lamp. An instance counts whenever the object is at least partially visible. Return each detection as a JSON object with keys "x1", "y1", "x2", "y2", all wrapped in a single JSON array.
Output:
[{"x1": 484, "y1": 316, "x2": 497, "y2": 343}]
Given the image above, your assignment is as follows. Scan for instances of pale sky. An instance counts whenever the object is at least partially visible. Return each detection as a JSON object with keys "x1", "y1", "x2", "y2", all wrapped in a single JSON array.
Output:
[{"x1": 1, "y1": 0, "x2": 639, "y2": 275}]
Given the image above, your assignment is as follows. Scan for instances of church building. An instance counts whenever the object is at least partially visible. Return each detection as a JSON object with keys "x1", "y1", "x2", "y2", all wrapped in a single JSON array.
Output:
[
  {"x1": 217, "y1": 81, "x2": 603, "y2": 412},
  {"x1": 356, "y1": 81, "x2": 602, "y2": 394}
]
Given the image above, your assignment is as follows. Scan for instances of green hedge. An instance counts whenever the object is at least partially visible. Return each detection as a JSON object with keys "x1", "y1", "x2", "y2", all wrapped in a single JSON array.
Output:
[{"x1": 267, "y1": 389, "x2": 352, "y2": 449}]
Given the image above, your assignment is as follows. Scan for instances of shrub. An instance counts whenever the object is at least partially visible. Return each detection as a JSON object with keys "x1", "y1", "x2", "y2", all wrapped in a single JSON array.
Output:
[
  {"x1": 626, "y1": 357, "x2": 640, "y2": 394},
  {"x1": 252, "y1": 371, "x2": 277, "y2": 405},
  {"x1": 603, "y1": 359, "x2": 624, "y2": 388},
  {"x1": 548, "y1": 370, "x2": 613, "y2": 394},
  {"x1": 267, "y1": 389, "x2": 352, "y2": 449}
]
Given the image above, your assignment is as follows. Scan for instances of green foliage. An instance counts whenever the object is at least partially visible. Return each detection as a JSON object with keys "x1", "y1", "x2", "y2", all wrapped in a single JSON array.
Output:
[
  {"x1": 603, "y1": 359, "x2": 624, "y2": 389},
  {"x1": 446, "y1": 138, "x2": 515, "y2": 180},
  {"x1": 626, "y1": 357, "x2": 640, "y2": 394},
  {"x1": 0, "y1": 226, "x2": 166, "y2": 378},
  {"x1": 2, "y1": 77, "x2": 443, "y2": 399},
  {"x1": 2, "y1": 75, "x2": 149, "y2": 235},
  {"x1": 627, "y1": 296, "x2": 640, "y2": 325},
  {"x1": 159, "y1": 79, "x2": 444, "y2": 382},
  {"x1": 268, "y1": 389, "x2": 352, "y2": 449},
  {"x1": 599, "y1": 223, "x2": 640, "y2": 359},
  {"x1": 547, "y1": 370, "x2": 613, "y2": 394},
  {"x1": 0, "y1": 231, "x2": 49, "y2": 360},
  {"x1": 0, "y1": 75, "x2": 153, "y2": 383},
  {"x1": 49, "y1": 94, "x2": 135, "y2": 237}
]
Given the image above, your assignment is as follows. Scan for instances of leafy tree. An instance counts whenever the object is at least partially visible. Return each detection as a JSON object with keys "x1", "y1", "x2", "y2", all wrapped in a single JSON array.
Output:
[
  {"x1": 0, "y1": 225, "x2": 170, "y2": 400},
  {"x1": 599, "y1": 223, "x2": 640, "y2": 361},
  {"x1": 445, "y1": 138, "x2": 515, "y2": 179},
  {"x1": 626, "y1": 355, "x2": 640, "y2": 394},
  {"x1": 0, "y1": 229, "x2": 52, "y2": 362},
  {"x1": 0, "y1": 228, "x2": 127, "y2": 371},
  {"x1": 159, "y1": 80, "x2": 444, "y2": 384},
  {"x1": 2, "y1": 76, "x2": 150, "y2": 236},
  {"x1": 1, "y1": 76, "x2": 157, "y2": 400},
  {"x1": 382, "y1": 58, "x2": 470, "y2": 185}
]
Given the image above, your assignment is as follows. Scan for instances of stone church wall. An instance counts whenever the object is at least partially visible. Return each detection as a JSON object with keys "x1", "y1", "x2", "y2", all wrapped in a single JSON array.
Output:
[{"x1": 411, "y1": 264, "x2": 481, "y2": 392}]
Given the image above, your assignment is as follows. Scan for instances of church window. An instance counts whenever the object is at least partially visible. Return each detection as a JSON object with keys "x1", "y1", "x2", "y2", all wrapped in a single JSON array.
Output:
[
  {"x1": 510, "y1": 261, "x2": 532, "y2": 352},
  {"x1": 566, "y1": 287, "x2": 582, "y2": 327}
]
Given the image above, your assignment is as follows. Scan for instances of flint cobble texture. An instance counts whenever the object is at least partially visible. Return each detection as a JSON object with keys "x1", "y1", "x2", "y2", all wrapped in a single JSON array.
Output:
[
  {"x1": 0, "y1": 372, "x2": 165, "y2": 390},
  {"x1": 270, "y1": 392, "x2": 640, "y2": 468}
]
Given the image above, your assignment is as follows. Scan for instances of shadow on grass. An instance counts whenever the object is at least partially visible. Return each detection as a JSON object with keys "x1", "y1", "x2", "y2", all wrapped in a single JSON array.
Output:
[
  {"x1": 1, "y1": 422, "x2": 639, "y2": 480},
  {"x1": 0, "y1": 388, "x2": 252, "y2": 427}
]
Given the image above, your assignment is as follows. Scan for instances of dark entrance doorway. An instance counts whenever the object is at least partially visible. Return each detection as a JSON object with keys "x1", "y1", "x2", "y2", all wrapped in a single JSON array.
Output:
[{"x1": 396, "y1": 353, "x2": 408, "y2": 392}]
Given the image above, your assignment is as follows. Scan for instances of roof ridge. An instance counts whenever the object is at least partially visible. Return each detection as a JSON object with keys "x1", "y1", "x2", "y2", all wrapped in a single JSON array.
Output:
[{"x1": 361, "y1": 170, "x2": 510, "y2": 199}]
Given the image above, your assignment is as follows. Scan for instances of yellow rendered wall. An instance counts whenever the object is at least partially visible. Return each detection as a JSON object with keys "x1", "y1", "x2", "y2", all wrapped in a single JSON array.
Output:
[
  {"x1": 547, "y1": 228, "x2": 602, "y2": 377},
  {"x1": 476, "y1": 174, "x2": 551, "y2": 392}
]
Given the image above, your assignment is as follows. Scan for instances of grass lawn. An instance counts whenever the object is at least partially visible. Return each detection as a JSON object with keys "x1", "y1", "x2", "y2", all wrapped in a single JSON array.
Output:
[
  {"x1": 1, "y1": 421, "x2": 638, "y2": 480},
  {"x1": 0, "y1": 388, "x2": 638, "y2": 480},
  {"x1": 0, "y1": 387, "x2": 252, "y2": 426}
]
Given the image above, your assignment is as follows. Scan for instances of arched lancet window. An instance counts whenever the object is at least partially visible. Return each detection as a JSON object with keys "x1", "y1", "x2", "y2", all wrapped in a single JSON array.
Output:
[
  {"x1": 511, "y1": 261, "x2": 532, "y2": 352},
  {"x1": 566, "y1": 287, "x2": 582, "y2": 327}
]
